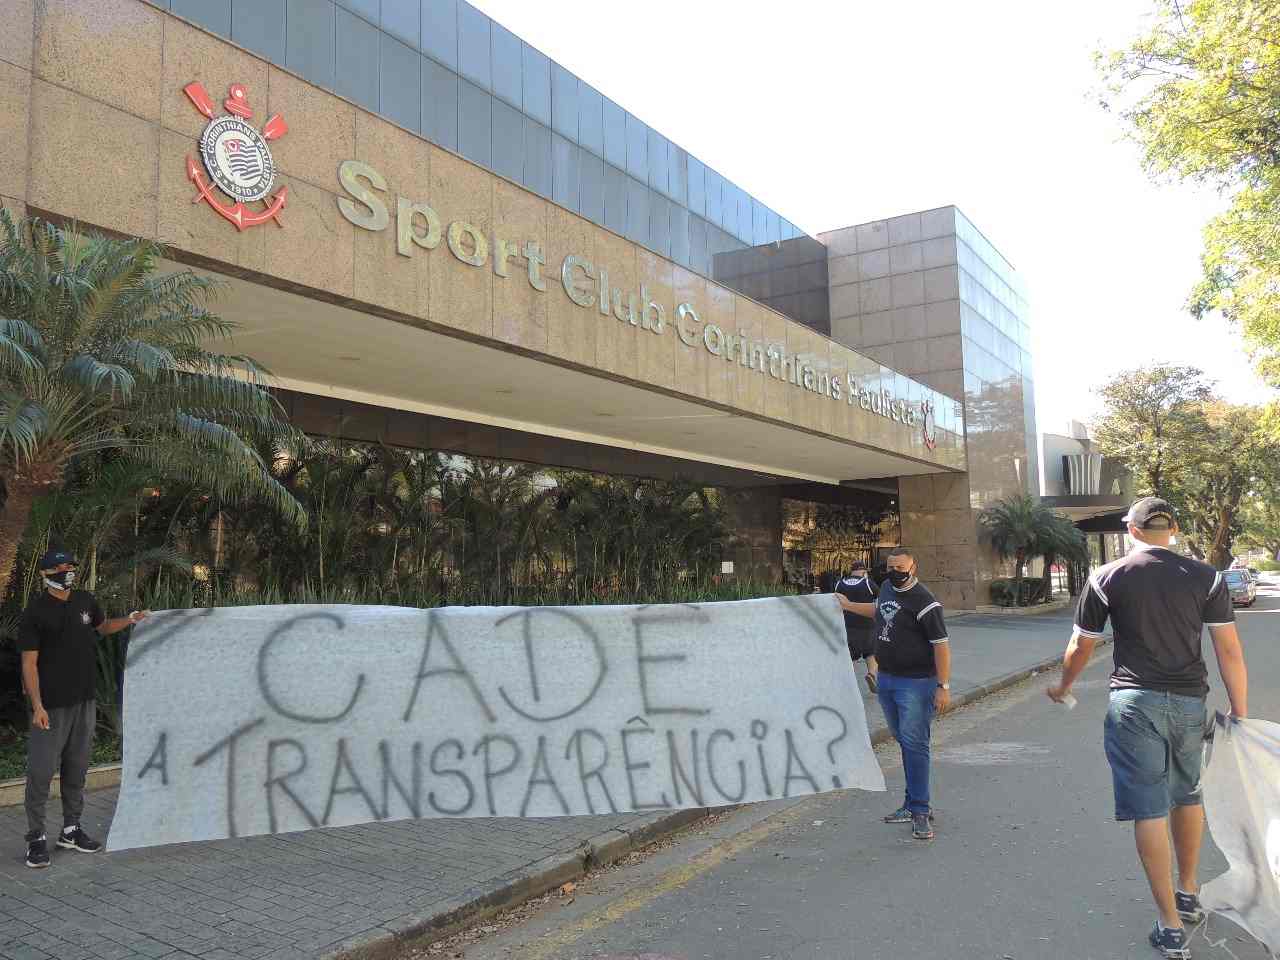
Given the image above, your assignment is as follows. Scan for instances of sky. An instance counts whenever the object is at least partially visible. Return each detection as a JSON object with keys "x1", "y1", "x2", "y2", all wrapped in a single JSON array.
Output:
[{"x1": 470, "y1": 0, "x2": 1276, "y2": 437}]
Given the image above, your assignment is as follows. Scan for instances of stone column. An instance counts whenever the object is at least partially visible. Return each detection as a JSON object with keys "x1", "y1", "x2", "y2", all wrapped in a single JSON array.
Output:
[
  {"x1": 1, "y1": 0, "x2": 33, "y2": 218},
  {"x1": 724, "y1": 487, "x2": 783, "y2": 584}
]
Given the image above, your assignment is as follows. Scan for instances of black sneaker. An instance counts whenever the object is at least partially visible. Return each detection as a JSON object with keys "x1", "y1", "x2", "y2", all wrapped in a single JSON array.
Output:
[
  {"x1": 912, "y1": 812, "x2": 935, "y2": 840},
  {"x1": 1149, "y1": 922, "x2": 1191, "y2": 959},
  {"x1": 1176, "y1": 890, "x2": 1205, "y2": 924},
  {"x1": 25, "y1": 835, "x2": 49, "y2": 869},
  {"x1": 56, "y1": 825, "x2": 101, "y2": 853},
  {"x1": 883, "y1": 805, "x2": 912, "y2": 823}
]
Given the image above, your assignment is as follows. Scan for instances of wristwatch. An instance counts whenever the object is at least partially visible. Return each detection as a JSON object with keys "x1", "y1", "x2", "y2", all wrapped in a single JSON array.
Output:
[{"x1": 937, "y1": 682, "x2": 950, "y2": 690}]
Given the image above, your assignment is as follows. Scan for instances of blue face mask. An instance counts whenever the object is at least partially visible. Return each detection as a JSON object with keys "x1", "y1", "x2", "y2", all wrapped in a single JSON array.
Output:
[{"x1": 887, "y1": 568, "x2": 912, "y2": 587}]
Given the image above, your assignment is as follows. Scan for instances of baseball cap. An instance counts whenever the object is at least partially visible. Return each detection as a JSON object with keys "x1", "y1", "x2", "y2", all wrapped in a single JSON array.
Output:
[
  {"x1": 1123, "y1": 496, "x2": 1176, "y2": 530},
  {"x1": 36, "y1": 549, "x2": 78, "y2": 571}
]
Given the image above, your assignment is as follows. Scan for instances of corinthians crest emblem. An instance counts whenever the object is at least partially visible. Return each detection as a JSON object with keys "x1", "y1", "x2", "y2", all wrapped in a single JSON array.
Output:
[
  {"x1": 183, "y1": 81, "x2": 288, "y2": 231},
  {"x1": 921, "y1": 399, "x2": 937, "y2": 451}
]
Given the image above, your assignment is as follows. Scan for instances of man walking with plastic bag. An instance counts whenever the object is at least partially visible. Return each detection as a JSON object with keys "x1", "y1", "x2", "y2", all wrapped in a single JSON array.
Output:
[{"x1": 1046, "y1": 497, "x2": 1249, "y2": 958}]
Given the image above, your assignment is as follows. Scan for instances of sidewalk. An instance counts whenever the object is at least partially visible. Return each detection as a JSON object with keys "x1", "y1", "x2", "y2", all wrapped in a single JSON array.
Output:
[{"x1": 0, "y1": 609, "x2": 1080, "y2": 960}]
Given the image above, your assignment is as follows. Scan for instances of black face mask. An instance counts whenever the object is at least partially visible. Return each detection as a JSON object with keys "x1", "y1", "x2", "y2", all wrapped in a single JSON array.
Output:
[
  {"x1": 887, "y1": 568, "x2": 912, "y2": 587},
  {"x1": 44, "y1": 570, "x2": 75, "y2": 590}
]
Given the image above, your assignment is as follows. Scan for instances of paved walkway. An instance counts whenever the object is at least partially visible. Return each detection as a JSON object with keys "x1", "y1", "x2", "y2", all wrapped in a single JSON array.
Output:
[{"x1": 0, "y1": 608, "x2": 1079, "y2": 960}]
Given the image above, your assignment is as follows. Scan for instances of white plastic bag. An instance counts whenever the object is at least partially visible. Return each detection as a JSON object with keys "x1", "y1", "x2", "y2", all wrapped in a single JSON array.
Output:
[{"x1": 1201, "y1": 714, "x2": 1280, "y2": 957}]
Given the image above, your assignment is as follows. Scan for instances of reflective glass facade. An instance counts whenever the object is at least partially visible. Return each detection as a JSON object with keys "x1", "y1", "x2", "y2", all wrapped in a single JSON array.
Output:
[{"x1": 149, "y1": 0, "x2": 819, "y2": 328}]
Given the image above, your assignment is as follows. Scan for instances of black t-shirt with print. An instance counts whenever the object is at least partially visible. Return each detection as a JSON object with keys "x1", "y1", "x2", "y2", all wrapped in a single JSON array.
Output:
[
  {"x1": 835, "y1": 575, "x2": 877, "y2": 639},
  {"x1": 16, "y1": 590, "x2": 104, "y2": 709},
  {"x1": 873, "y1": 580, "x2": 949, "y2": 678},
  {"x1": 1074, "y1": 545, "x2": 1234, "y2": 697}
]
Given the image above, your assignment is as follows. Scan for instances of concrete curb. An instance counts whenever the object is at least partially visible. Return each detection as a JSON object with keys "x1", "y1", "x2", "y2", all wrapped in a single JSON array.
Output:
[
  {"x1": 331, "y1": 807, "x2": 711, "y2": 960},
  {"x1": 332, "y1": 641, "x2": 1108, "y2": 959}
]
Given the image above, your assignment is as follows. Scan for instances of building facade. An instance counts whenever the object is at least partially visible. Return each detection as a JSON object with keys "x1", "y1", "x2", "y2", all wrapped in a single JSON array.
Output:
[{"x1": 1, "y1": 0, "x2": 1038, "y2": 607}]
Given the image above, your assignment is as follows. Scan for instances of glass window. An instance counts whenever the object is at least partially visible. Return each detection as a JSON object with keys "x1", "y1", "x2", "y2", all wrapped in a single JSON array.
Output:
[
  {"x1": 421, "y1": 55, "x2": 458, "y2": 151},
  {"x1": 286, "y1": 0, "x2": 334, "y2": 89},
  {"x1": 752, "y1": 199, "x2": 767, "y2": 246},
  {"x1": 625, "y1": 177, "x2": 649, "y2": 246},
  {"x1": 670, "y1": 204, "x2": 690, "y2": 267},
  {"x1": 668, "y1": 143, "x2": 687, "y2": 205},
  {"x1": 521, "y1": 43, "x2": 550, "y2": 125},
  {"x1": 686, "y1": 155, "x2": 706, "y2": 218},
  {"x1": 491, "y1": 21, "x2": 522, "y2": 107},
  {"x1": 458, "y1": 79, "x2": 492, "y2": 167},
  {"x1": 649, "y1": 193, "x2": 671, "y2": 258},
  {"x1": 457, "y1": 2, "x2": 491, "y2": 90},
  {"x1": 647, "y1": 128, "x2": 668, "y2": 196},
  {"x1": 380, "y1": 33, "x2": 422, "y2": 133},
  {"x1": 233, "y1": 0, "x2": 285, "y2": 63},
  {"x1": 603, "y1": 97, "x2": 626, "y2": 169},
  {"x1": 339, "y1": 0, "x2": 378, "y2": 21},
  {"x1": 765, "y1": 209, "x2": 780, "y2": 245},
  {"x1": 721, "y1": 181, "x2": 738, "y2": 237},
  {"x1": 491, "y1": 98, "x2": 524, "y2": 183},
  {"x1": 523, "y1": 118, "x2": 552, "y2": 198},
  {"x1": 552, "y1": 134, "x2": 581, "y2": 214},
  {"x1": 579, "y1": 151, "x2": 605, "y2": 225},
  {"x1": 603, "y1": 163, "x2": 627, "y2": 235},
  {"x1": 704, "y1": 167, "x2": 722, "y2": 226},
  {"x1": 336, "y1": 8, "x2": 379, "y2": 110},
  {"x1": 173, "y1": 0, "x2": 230, "y2": 34},
  {"x1": 380, "y1": 0, "x2": 419, "y2": 46},
  {"x1": 738, "y1": 191, "x2": 753, "y2": 245},
  {"x1": 578, "y1": 82, "x2": 603, "y2": 158},
  {"x1": 421, "y1": 0, "x2": 458, "y2": 70},
  {"x1": 551, "y1": 62, "x2": 578, "y2": 141},
  {"x1": 689, "y1": 214, "x2": 709, "y2": 276},
  {"x1": 625, "y1": 112, "x2": 647, "y2": 181}
]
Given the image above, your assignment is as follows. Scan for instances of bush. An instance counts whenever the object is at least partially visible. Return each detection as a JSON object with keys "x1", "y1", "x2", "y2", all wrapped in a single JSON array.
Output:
[
  {"x1": 989, "y1": 578, "x2": 1049, "y2": 607},
  {"x1": 1256, "y1": 559, "x2": 1279, "y2": 572}
]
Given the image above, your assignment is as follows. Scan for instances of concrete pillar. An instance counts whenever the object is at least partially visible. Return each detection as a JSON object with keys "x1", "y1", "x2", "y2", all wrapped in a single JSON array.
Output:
[
  {"x1": 0, "y1": 0, "x2": 34, "y2": 218},
  {"x1": 724, "y1": 487, "x2": 783, "y2": 585}
]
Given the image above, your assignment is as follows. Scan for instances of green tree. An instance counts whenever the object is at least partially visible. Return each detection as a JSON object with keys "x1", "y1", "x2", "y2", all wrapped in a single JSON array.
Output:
[
  {"x1": 979, "y1": 493, "x2": 1056, "y2": 606},
  {"x1": 1098, "y1": 0, "x2": 1280, "y2": 383},
  {"x1": 1092, "y1": 364, "x2": 1212, "y2": 497},
  {"x1": 1173, "y1": 402, "x2": 1277, "y2": 567},
  {"x1": 0, "y1": 213, "x2": 304, "y2": 602},
  {"x1": 1036, "y1": 512, "x2": 1089, "y2": 599},
  {"x1": 1238, "y1": 476, "x2": 1280, "y2": 561}
]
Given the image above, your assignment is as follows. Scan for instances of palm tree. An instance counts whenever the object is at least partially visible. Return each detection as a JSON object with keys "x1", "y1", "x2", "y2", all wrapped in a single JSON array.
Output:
[
  {"x1": 1036, "y1": 512, "x2": 1088, "y2": 601},
  {"x1": 979, "y1": 493, "x2": 1054, "y2": 606},
  {"x1": 0, "y1": 212, "x2": 304, "y2": 603}
]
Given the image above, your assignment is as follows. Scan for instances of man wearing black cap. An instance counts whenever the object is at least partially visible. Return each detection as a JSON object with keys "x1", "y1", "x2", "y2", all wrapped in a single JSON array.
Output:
[
  {"x1": 1047, "y1": 497, "x2": 1249, "y2": 959},
  {"x1": 17, "y1": 549, "x2": 149, "y2": 868},
  {"x1": 833, "y1": 560, "x2": 879, "y2": 693}
]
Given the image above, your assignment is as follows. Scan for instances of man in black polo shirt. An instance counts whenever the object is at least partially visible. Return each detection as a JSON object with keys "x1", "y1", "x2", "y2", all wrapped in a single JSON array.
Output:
[
  {"x1": 838, "y1": 546, "x2": 951, "y2": 841},
  {"x1": 1047, "y1": 497, "x2": 1248, "y2": 959},
  {"x1": 17, "y1": 549, "x2": 149, "y2": 868},
  {"x1": 833, "y1": 560, "x2": 879, "y2": 693}
]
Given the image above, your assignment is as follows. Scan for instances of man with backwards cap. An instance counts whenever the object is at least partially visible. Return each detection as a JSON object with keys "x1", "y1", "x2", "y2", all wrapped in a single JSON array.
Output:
[
  {"x1": 1047, "y1": 497, "x2": 1249, "y2": 959},
  {"x1": 17, "y1": 549, "x2": 150, "y2": 868}
]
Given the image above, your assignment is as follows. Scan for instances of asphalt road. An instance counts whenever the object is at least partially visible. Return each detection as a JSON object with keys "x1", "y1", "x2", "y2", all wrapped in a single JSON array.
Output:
[{"x1": 443, "y1": 576, "x2": 1279, "y2": 960}]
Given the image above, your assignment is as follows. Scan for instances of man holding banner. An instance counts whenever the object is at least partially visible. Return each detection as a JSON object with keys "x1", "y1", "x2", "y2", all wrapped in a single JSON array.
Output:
[
  {"x1": 1047, "y1": 497, "x2": 1249, "y2": 960},
  {"x1": 837, "y1": 546, "x2": 951, "y2": 842},
  {"x1": 17, "y1": 549, "x2": 149, "y2": 869}
]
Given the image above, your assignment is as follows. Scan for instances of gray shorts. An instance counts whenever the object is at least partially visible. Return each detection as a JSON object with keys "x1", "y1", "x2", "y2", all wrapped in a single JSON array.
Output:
[{"x1": 1104, "y1": 688, "x2": 1207, "y2": 822}]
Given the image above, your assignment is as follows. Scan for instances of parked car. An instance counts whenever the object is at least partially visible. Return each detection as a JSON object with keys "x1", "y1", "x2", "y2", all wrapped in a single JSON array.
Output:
[{"x1": 1224, "y1": 568, "x2": 1257, "y2": 607}]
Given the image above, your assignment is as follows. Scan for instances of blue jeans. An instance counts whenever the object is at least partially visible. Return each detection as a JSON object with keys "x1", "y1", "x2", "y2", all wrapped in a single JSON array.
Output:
[
  {"x1": 1104, "y1": 689, "x2": 1207, "y2": 821},
  {"x1": 876, "y1": 672, "x2": 936, "y2": 814}
]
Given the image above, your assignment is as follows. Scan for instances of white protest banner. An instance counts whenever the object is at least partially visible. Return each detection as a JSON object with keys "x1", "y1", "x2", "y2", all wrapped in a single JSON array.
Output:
[
  {"x1": 1201, "y1": 714, "x2": 1280, "y2": 957},
  {"x1": 108, "y1": 596, "x2": 885, "y2": 851}
]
